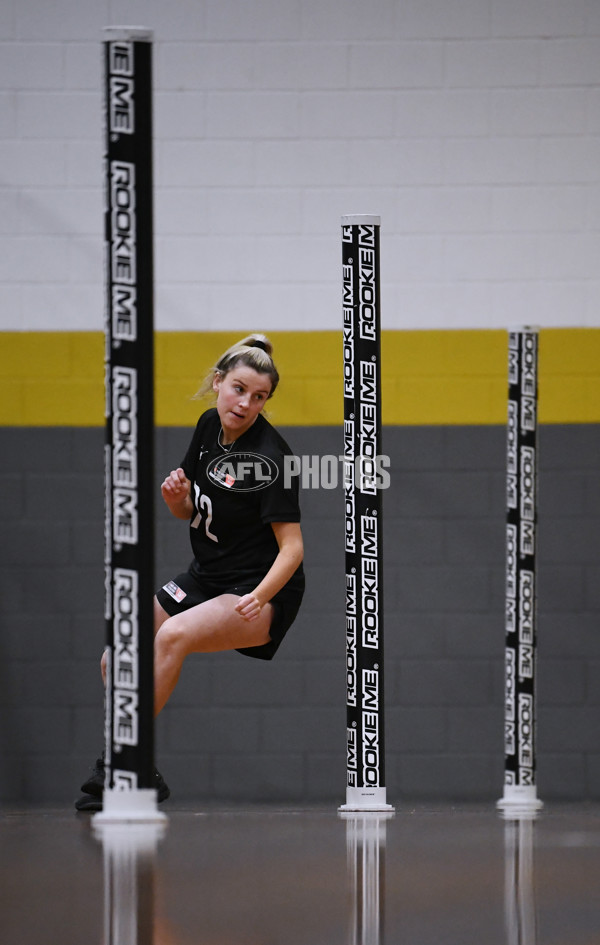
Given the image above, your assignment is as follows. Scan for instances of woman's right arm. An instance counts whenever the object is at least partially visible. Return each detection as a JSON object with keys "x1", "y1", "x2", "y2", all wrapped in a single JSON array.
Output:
[{"x1": 161, "y1": 467, "x2": 194, "y2": 520}]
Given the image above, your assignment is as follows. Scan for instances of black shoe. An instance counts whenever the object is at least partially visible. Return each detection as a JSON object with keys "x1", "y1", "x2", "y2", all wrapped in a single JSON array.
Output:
[
  {"x1": 75, "y1": 793, "x2": 103, "y2": 812},
  {"x1": 80, "y1": 756, "x2": 170, "y2": 802},
  {"x1": 153, "y1": 768, "x2": 170, "y2": 803},
  {"x1": 80, "y1": 756, "x2": 105, "y2": 797}
]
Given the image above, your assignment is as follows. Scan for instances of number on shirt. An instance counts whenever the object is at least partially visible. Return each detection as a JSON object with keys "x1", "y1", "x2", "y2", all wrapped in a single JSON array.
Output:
[{"x1": 190, "y1": 484, "x2": 218, "y2": 542}]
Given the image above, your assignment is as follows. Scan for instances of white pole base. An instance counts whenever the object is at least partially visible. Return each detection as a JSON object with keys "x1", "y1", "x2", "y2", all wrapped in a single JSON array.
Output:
[
  {"x1": 93, "y1": 788, "x2": 168, "y2": 825},
  {"x1": 339, "y1": 786, "x2": 395, "y2": 813},
  {"x1": 497, "y1": 785, "x2": 543, "y2": 816}
]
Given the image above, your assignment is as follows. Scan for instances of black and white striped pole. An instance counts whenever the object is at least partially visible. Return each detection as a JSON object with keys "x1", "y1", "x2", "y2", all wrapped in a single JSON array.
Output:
[
  {"x1": 498, "y1": 328, "x2": 543, "y2": 815},
  {"x1": 340, "y1": 215, "x2": 393, "y2": 813},
  {"x1": 96, "y1": 27, "x2": 164, "y2": 824}
]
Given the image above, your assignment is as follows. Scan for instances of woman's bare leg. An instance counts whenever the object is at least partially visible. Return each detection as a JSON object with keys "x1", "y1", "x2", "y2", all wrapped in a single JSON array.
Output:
[{"x1": 153, "y1": 594, "x2": 273, "y2": 716}]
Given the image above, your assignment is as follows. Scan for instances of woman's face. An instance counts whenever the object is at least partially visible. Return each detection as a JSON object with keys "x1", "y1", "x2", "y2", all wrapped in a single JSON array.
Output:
[{"x1": 213, "y1": 364, "x2": 272, "y2": 441}]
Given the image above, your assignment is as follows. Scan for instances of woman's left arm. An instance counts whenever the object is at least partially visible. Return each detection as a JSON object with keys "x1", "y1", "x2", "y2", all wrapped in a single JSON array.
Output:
[{"x1": 235, "y1": 521, "x2": 304, "y2": 621}]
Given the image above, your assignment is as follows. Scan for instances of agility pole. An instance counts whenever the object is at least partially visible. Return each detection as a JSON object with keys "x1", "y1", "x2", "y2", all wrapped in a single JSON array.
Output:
[
  {"x1": 498, "y1": 328, "x2": 543, "y2": 814},
  {"x1": 340, "y1": 215, "x2": 393, "y2": 813},
  {"x1": 96, "y1": 28, "x2": 164, "y2": 823}
]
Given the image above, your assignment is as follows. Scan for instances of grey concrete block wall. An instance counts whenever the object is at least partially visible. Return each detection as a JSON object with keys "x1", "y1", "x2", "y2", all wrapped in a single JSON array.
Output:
[{"x1": 0, "y1": 423, "x2": 599, "y2": 805}]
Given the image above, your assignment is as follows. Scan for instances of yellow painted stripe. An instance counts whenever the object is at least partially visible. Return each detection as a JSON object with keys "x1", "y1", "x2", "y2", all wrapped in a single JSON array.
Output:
[{"x1": 1, "y1": 329, "x2": 599, "y2": 426}]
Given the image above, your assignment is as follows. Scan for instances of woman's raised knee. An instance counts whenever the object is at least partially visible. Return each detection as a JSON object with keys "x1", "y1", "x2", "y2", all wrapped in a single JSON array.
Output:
[{"x1": 154, "y1": 615, "x2": 188, "y2": 658}]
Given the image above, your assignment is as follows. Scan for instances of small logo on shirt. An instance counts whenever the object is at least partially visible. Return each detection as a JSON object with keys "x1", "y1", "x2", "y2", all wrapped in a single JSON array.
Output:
[{"x1": 207, "y1": 452, "x2": 279, "y2": 492}]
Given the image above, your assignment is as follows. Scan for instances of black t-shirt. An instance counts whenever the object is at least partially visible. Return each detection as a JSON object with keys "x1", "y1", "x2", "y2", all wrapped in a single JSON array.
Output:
[{"x1": 181, "y1": 408, "x2": 303, "y2": 587}]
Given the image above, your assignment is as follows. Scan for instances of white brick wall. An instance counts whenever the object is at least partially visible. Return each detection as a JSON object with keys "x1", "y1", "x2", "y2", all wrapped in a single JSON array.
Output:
[{"x1": 1, "y1": 0, "x2": 600, "y2": 330}]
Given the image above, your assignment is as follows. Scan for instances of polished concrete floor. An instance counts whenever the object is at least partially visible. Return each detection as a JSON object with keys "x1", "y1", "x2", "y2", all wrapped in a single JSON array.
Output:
[{"x1": 1, "y1": 801, "x2": 599, "y2": 944}]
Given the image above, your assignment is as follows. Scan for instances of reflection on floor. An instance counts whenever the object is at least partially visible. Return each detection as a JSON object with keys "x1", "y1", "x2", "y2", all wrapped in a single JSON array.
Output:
[{"x1": 1, "y1": 802, "x2": 599, "y2": 944}]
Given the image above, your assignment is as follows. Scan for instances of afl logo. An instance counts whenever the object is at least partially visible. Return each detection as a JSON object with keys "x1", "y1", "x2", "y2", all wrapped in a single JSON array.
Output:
[{"x1": 207, "y1": 452, "x2": 279, "y2": 492}]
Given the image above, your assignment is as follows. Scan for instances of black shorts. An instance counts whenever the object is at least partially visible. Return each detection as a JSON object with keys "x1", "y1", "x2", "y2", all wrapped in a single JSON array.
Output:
[{"x1": 155, "y1": 567, "x2": 305, "y2": 661}]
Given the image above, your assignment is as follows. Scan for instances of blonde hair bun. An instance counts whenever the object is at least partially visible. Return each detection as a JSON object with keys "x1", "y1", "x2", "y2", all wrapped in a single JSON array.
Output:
[
  {"x1": 239, "y1": 333, "x2": 273, "y2": 357},
  {"x1": 194, "y1": 332, "x2": 279, "y2": 400}
]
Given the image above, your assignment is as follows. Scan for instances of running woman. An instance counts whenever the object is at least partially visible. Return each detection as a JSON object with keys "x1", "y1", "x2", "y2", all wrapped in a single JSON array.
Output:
[{"x1": 76, "y1": 334, "x2": 304, "y2": 810}]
